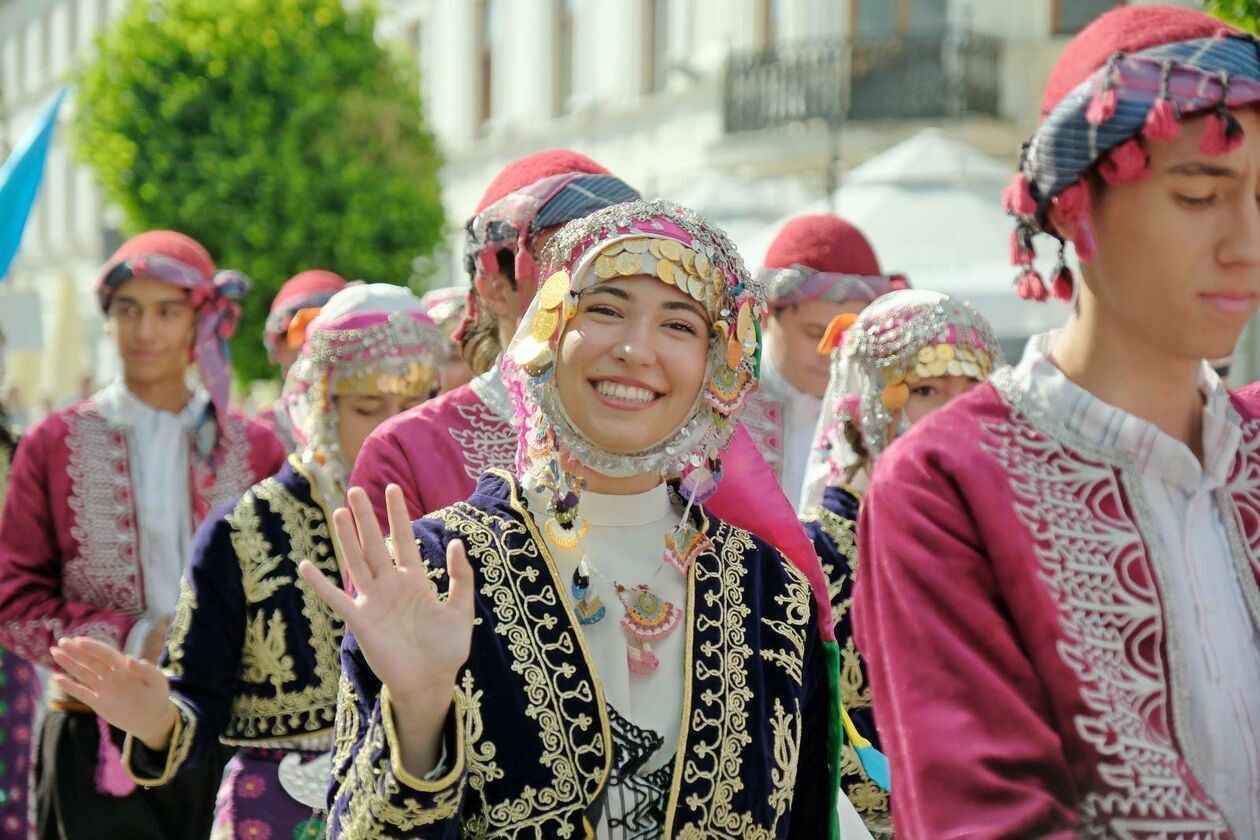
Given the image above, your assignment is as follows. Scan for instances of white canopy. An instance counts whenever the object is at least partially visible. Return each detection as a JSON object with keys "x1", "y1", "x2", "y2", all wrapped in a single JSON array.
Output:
[{"x1": 740, "y1": 128, "x2": 1072, "y2": 347}]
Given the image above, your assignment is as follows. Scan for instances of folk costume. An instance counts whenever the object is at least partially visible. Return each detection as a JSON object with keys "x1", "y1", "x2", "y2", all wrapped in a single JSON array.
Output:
[
  {"x1": 259, "y1": 269, "x2": 350, "y2": 450},
  {"x1": 350, "y1": 150, "x2": 639, "y2": 526},
  {"x1": 855, "y1": 8, "x2": 1260, "y2": 836},
  {"x1": 744, "y1": 215, "x2": 905, "y2": 509},
  {"x1": 799, "y1": 290, "x2": 1003, "y2": 837},
  {"x1": 0, "y1": 231, "x2": 284, "y2": 840},
  {"x1": 328, "y1": 200, "x2": 848, "y2": 839},
  {"x1": 122, "y1": 284, "x2": 446, "y2": 840}
]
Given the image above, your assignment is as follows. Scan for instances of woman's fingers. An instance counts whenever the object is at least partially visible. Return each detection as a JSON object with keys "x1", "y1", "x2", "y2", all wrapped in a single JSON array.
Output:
[
  {"x1": 50, "y1": 646, "x2": 108, "y2": 687},
  {"x1": 299, "y1": 560, "x2": 358, "y2": 621},
  {"x1": 348, "y1": 488, "x2": 393, "y2": 580},
  {"x1": 385, "y1": 485, "x2": 422, "y2": 572},
  {"x1": 59, "y1": 636, "x2": 125, "y2": 671},
  {"x1": 445, "y1": 539, "x2": 475, "y2": 621},
  {"x1": 51, "y1": 673, "x2": 99, "y2": 705},
  {"x1": 331, "y1": 507, "x2": 374, "y2": 593},
  {"x1": 126, "y1": 656, "x2": 167, "y2": 687}
]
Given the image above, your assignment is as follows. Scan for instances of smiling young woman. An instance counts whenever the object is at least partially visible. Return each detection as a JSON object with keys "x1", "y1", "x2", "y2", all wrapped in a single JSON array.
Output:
[{"x1": 299, "y1": 200, "x2": 852, "y2": 838}]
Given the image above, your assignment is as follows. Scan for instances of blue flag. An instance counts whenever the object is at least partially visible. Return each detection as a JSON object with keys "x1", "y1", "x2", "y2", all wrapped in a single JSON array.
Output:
[{"x1": 0, "y1": 86, "x2": 68, "y2": 282}]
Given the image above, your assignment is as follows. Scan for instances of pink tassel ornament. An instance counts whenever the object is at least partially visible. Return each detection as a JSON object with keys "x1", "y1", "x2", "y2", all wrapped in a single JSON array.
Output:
[
  {"x1": 1051, "y1": 264, "x2": 1075, "y2": 302},
  {"x1": 1086, "y1": 85, "x2": 1118, "y2": 125},
  {"x1": 1015, "y1": 268, "x2": 1049, "y2": 302},
  {"x1": 1199, "y1": 109, "x2": 1244, "y2": 156},
  {"x1": 1099, "y1": 138, "x2": 1149, "y2": 185},
  {"x1": 1002, "y1": 173, "x2": 1038, "y2": 216},
  {"x1": 1144, "y1": 97, "x2": 1181, "y2": 142},
  {"x1": 94, "y1": 716, "x2": 138, "y2": 797},
  {"x1": 1009, "y1": 229, "x2": 1035, "y2": 266}
]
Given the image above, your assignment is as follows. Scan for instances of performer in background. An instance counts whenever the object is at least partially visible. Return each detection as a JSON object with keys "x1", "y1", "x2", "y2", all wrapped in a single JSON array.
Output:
[
  {"x1": 856, "y1": 6, "x2": 1260, "y2": 835},
  {"x1": 420, "y1": 285, "x2": 475, "y2": 394},
  {"x1": 744, "y1": 215, "x2": 906, "y2": 509},
  {"x1": 49, "y1": 283, "x2": 448, "y2": 840},
  {"x1": 799, "y1": 289, "x2": 1004, "y2": 837},
  {"x1": 0, "y1": 231, "x2": 284, "y2": 840}
]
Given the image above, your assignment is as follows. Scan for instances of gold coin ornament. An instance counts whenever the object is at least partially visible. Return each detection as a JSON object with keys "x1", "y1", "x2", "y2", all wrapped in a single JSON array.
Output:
[
  {"x1": 622, "y1": 237, "x2": 650, "y2": 254},
  {"x1": 917, "y1": 346, "x2": 936, "y2": 364},
  {"x1": 659, "y1": 240, "x2": 684, "y2": 261},
  {"x1": 530, "y1": 307, "x2": 560, "y2": 343},
  {"x1": 736, "y1": 301, "x2": 754, "y2": 344},
  {"x1": 727, "y1": 336, "x2": 743, "y2": 371},
  {"x1": 656, "y1": 260, "x2": 677, "y2": 285},
  {"x1": 936, "y1": 344, "x2": 956, "y2": 361},
  {"x1": 594, "y1": 255, "x2": 618, "y2": 280},
  {"x1": 615, "y1": 252, "x2": 641, "y2": 276},
  {"x1": 537, "y1": 270, "x2": 570, "y2": 310}
]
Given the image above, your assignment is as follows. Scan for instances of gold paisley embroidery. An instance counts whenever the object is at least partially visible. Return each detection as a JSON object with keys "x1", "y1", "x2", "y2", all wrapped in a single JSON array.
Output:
[
  {"x1": 163, "y1": 576, "x2": 197, "y2": 678},
  {"x1": 224, "y1": 477, "x2": 345, "y2": 741},
  {"x1": 241, "y1": 610, "x2": 296, "y2": 690},
  {"x1": 767, "y1": 698, "x2": 800, "y2": 820},
  {"x1": 760, "y1": 561, "x2": 810, "y2": 685},
  {"x1": 841, "y1": 744, "x2": 892, "y2": 833},
  {"x1": 455, "y1": 670, "x2": 503, "y2": 795}
]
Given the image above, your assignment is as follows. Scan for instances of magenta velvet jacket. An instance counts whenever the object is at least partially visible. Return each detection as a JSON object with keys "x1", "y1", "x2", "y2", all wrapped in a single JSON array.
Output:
[
  {"x1": 349, "y1": 374, "x2": 517, "y2": 527},
  {"x1": 854, "y1": 370, "x2": 1260, "y2": 838},
  {"x1": 0, "y1": 394, "x2": 284, "y2": 666}
]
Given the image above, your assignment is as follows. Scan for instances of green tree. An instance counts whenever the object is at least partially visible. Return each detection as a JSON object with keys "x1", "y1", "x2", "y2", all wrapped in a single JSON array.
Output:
[
  {"x1": 1206, "y1": 0, "x2": 1260, "y2": 33},
  {"x1": 75, "y1": 0, "x2": 445, "y2": 383}
]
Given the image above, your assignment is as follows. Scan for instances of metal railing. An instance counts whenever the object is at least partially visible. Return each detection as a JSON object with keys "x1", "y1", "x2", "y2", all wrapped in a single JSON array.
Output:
[{"x1": 722, "y1": 33, "x2": 1001, "y2": 133}]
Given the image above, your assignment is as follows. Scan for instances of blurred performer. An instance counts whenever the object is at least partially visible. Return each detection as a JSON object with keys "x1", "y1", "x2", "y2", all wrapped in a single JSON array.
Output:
[
  {"x1": 259, "y1": 269, "x2": 349, "y2": 449},
  {"x1": 746, "y1": 215, "x2": 906, "y2": 509},
  {"x1": 856, "y1": 6, "x2": 1260, "y2": 835},
  {"x1": 420, "y1": 285, "x2": 474, "y2": 394},
  {"x1": 0, "y1": 325, "x2": 39, "y2": 839},
  {"x1": 0, "y1": 231, "x2": 284, "y2": 840},
  {"x1": 799, "y1": 291, "x2": 1004, "y2": 837},
  {"x1": 350, "y1": 149, "x2": 639, "y2": 525},
  {"x1": 49, "y1": 284, "x2": 446, "y2": 840}
]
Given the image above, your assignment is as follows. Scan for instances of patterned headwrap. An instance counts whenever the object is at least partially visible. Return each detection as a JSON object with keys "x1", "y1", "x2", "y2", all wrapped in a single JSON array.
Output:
[
  {"x1": 418, "y1": 285, "x2": 469, "y2": 338},
  {"x1": 282, "y1": 284, "x2": 447, "y2": 494},
  {"x1": 800, "y1": 289, "x2": 1003, "y2": 511},
  {"x1": 263, "y1": 270, "x2": 349, "y2": 361},
  {"x1": 502, "y1": 199, "x2": 838, "y2": 647},
  {"x1": 760, "y1": 214, "x2": 908, "y2": 309},
  {"x1": 456, "y1": 153, "x2": 640, "y2": 341},
  {"x1": 1005, "y1": 5, "x2": 1260, "y2": 302},
  {"x1": 95, "y1": 231, "x2": 248, "y2": 435}
]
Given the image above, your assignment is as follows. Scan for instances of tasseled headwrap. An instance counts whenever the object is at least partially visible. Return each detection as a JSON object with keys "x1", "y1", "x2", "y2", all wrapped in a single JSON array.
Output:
[
  {"x1": 1002, "y1": 171, "x2": 1039, "y2": 217},
  {"x1": 1053, "y1": 180, "x2": 1097, "y2": 262},
  {"x1": 1199, "y1": 72, "x2": 1245, "y2": 155},
  {"x1": 1051, "y1": 242, "x2": 1075, "y2": 303},
  {"x1": 1016, "y1": 267, "x2": 1049, "y2": 302}
]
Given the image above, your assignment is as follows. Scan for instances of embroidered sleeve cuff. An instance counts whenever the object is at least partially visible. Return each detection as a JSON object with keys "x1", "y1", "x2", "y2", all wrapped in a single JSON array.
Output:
[
  {"x1": 380, "y1": 685, "x2": 465, "y2": 793},
  {"x1": 121, "y1": 698, "x2": 197, "y2": 787}
]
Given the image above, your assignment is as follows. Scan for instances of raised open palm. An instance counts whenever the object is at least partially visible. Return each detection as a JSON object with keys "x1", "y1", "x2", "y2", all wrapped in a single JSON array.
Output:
[
  {"x1": 299, "y1": 484, "x2": 475, "y2": 709},
  {"x1": 50, "y1": 637, "x2": 176, "y2": 750}
]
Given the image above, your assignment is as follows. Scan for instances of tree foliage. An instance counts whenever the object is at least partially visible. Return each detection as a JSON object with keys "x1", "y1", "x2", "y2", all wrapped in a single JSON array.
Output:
[
  {"x1": 1206, "y1": 0, "x2": 1260, "y2": 34},
  {"x1": 75, "y1": 0, "x2": 445, "y2": 382}
]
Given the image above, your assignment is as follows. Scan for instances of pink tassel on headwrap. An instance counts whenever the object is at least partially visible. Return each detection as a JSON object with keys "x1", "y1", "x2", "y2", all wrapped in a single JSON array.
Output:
[
  {"x1": 1086, "y1": 85, "x2": 1118, "y2": 125},
  {"x1": 1144, "y1": 97, "x2": 1181, "y2": 142},
  {"x1": 94, "y1": 715, "x2": 137, "y2": 797},
  {"x1": 1051, "y1": 264, "x2": 1075, "y2": 302},
  {"x1": 1099, "y1": 137, "x2": 1149, "y2": 185},
  {"x1": 1053, "y1": 181, "x2": 1097, "y2": 261},
  {"x1": 1009, "y1": 229, "x2": 1035, "y2": 266},
  {"x1": 1199, "y1": 109, "x2": 1244, "y2": 155},
  {"x1": 1002, "y1": 173, "x2": 1038, "y2": 216},
  {"x1": 1015, "y1": 268, "x2": 1049, "y2": 302}
]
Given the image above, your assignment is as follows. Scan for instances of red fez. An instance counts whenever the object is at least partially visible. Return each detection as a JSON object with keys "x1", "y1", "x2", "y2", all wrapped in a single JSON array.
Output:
[{"x1": 762, "y1": 214, "x2": 882, "y2": 277}]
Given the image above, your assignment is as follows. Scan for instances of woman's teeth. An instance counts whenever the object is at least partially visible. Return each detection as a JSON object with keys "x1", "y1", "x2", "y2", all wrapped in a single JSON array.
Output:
[{"x1": 595, "y1": 381, "x2": 657, "y2": 403}]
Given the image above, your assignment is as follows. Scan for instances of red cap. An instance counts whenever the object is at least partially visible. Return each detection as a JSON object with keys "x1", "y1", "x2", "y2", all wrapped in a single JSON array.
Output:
[
  {"x1": 270, "y1": 270, "x2": 348, "y2": 313},
  {"x1": 475, "y1": 149, "x2": 610, "y2": 213},
  {"x1": 108, "y1": 230, "x2": 215, "y2": 278},
  {"x1": 1040, "y1": 5, "x2": 1240, "y2": 117},
  {"x1": 762, "y1": 214, "x2": 881, "y2": 277}
]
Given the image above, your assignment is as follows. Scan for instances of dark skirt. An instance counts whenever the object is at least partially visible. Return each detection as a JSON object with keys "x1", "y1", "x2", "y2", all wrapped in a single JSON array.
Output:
[
  {"x1": 0, "y1": 648, "x2": 38, "y2": 838},
  {"x1": 34, "y1": 710, "x2": 230, "y2": 840}
]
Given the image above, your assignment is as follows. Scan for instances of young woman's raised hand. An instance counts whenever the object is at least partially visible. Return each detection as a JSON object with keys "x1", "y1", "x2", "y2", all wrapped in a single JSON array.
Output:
[
  {"x1": 299, "y1": 484, "x2": 475, "y2": 715},
  {"x1": 50, "y1": 637, "x2": 176, "y2": 751}
]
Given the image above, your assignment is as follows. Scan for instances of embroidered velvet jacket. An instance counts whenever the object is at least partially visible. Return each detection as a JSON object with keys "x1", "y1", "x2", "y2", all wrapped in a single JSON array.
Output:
[
  {"x1": 327, "y1": 470, "x2": 838, "y2": 839},
  {"x1": 854, "y1": 372, "x2": 1260, "y2": 838},
  {"x1": 801, "y1": 485, "x2": 891, "y2": 836},
  {"x1": 123, "y1": 458, "x2": 347, "y2": 785},
  {"x1": 0, "y1": 393, "x2": 283, "y2": 666}
]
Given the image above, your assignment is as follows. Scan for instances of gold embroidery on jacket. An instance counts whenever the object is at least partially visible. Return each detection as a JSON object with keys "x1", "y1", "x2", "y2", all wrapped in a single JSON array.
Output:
[
  {"x1": 220, "y1": 478, "x2": 345, "y2": 740},
  {"x1": 760, "y1": 565, "x2": 810, "y2": 685},
  {"x1": 163, "y1": 576, "x2": 197, "y2": 678},
  {"x1": 768, "y1": 698, "x2": 801, "y2": 819}
]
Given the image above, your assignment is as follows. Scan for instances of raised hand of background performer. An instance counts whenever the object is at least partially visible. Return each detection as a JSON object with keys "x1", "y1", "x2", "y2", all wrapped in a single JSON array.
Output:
[
  {"x1": 50, "y1": 637, "x2": 177, "y2": 751},
  {"x1": 298, "y1": 483, "x2": 474, "y2": 775}
]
